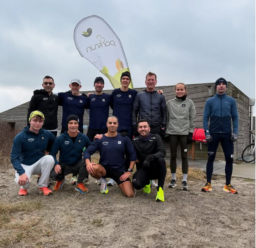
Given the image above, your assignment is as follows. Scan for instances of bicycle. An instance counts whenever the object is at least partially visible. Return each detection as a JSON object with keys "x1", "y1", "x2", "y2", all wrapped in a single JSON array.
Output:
[{"x1": 242, "y1": 130, "x2": 255, "y2": 163}]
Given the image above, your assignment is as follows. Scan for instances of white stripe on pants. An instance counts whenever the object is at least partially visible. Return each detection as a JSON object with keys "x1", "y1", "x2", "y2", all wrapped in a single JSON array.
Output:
[{"x1": 14, "y1": 155, "x2": 54, "y2": 189}]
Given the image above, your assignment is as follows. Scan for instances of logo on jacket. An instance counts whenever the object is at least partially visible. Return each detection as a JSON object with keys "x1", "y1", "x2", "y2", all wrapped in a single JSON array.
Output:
[
  {"x1": 118, "y1": 141, "x2": 122, "y2": 144},
  {"x1": 129, "y1": 95, "x2": 131, "y2": 98},
  {"x1": 102, "y1": 99, "x2": 105, "y2": 102},
  {"x1": 28, "y1": 138, "x2": 34, "y2": 142},
  {"x1": 92, "y1": 98, "x2": 96, "y2": 101},
  {"x1": 64, "y1": 141, "x2": 70, "y2": 145},
  {"x1": 42, "y1": 137, "x2": 44, "y2": 140},
  {"x1": 78, "y1": 140, "x2": 81, "y2": 142},
  {"x1": 68, "y1": 97, "x2": 73, "y2": 100},
  {"x1": 182, "y1": 104, "x2": 186, "y2": 107},
  {"x1": 103, "y1": 142, "x2": 108, "y2": 145},
  {"x1": 43, "y1": 98, "x2": 48, "y2": 100},
  {"x1": 117, "y1": 94, "x2": 121, "y2": 97},
  {"x1": 80, "y1": 100, "x2": 83, "y2": 103}
]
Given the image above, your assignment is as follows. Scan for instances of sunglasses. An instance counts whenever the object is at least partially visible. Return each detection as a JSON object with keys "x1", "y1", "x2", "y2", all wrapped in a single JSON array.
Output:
[{"x1": 43, "y1": 82, "x2": 54, "y2": 85}]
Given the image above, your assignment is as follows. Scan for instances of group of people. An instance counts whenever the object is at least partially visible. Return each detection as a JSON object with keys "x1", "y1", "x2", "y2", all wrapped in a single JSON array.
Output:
[{"x1": 11, "y1": 72, "x2": 239, "y2": 202}]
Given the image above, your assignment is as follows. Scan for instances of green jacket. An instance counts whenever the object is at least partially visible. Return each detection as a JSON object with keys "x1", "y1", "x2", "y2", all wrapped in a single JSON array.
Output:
[{"x1": 166, "y1": 97, "x2": 196, "y2": 135}]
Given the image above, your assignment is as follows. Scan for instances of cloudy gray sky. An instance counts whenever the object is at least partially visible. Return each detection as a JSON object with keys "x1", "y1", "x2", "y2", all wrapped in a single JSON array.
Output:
[{"x1": 0, "y1": 0, "x2": 255, "y2": 113}]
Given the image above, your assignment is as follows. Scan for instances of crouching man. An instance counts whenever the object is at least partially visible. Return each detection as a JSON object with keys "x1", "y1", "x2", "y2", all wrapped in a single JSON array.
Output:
[
  {"x1": 84, "y1": 116, "x2": 136, "y2": 197},
  {"x1": 50, "y1": 115, "x2": 91, "y2": 194},
  {"x1": 11, "y1": 111, "x2": 55, "y2": 196},
  {"x1": 132, "y1": 119, "x2": 167, "y2": 202}
]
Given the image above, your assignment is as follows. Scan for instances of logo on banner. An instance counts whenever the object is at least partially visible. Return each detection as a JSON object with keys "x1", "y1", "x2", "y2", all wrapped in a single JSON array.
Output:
[{"x1": 85, "y1": 35, "x2": 116, "y2": 53}]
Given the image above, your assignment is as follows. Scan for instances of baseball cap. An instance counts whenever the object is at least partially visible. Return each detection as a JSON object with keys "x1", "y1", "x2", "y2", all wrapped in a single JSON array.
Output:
[
  {"x1": 70, "y1": 79, "x2": 81, "y2": 85},
  {"x1": 29, "y1": 110, "x2": 45, "y2": 121}
]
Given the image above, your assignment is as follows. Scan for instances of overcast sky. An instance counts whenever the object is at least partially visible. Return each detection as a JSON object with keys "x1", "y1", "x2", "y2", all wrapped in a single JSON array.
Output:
[{"x1": 0, "y1": 0, "x2": 255, "y2": 113}]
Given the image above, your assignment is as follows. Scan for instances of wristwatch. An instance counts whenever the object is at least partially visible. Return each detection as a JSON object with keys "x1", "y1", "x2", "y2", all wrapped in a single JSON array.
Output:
[{"x1": 127, "y1": 168, "x2": 133, "y2": 173}]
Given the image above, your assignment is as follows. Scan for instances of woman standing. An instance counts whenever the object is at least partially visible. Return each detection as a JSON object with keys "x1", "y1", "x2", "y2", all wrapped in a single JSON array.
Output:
[{"x1": 166, "y1": 83, "x2": 196, "y2": 190}]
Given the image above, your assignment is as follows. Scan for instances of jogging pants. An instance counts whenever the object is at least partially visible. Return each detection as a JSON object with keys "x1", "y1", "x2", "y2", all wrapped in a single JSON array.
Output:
[
  {"x1": 15, "y1": 155, "x2": 54, "y2": 189},
  {"x1": 132, "y1": 157, "x2": 166, "y2": 190},
  {"x1": 169, "y1": 135, "x2": 188, "y2": 174},
  {"x1": 206, "y1": 133, "x2": 233, "y2": 185},
  {"x1": 50, "y1": 159, "x2": 87, "y2": 184}
]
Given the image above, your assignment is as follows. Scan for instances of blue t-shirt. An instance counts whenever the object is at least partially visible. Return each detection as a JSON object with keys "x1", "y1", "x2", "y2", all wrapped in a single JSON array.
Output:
[
  {"x1": 84, "y1": 134, "x2": 137, "y2": 172},
  {"x1": 87, "y1": 93, "x2": 111, "y2": 129},
  {"x1": 58, "y1": 91, "x2": 88, "y2": 129},
  {"x1": 110, "y1": 88, "x2": 138, "y2": 128}
]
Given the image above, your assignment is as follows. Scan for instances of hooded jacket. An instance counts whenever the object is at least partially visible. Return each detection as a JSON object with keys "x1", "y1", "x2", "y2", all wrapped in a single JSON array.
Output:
[
  {"x1": 166, "y1": 97, "x2": 196, "y2": 135},
  {"x1": 28, "y1": 89, "x2": 59, "y2": 130},
  {"x1": 11, "y1": 127, "x2": 55, "y2": 175}
]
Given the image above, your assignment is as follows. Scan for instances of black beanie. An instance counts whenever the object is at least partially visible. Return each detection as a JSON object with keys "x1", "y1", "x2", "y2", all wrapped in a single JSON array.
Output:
[
  {"x1": 94, "y1": 77, "x2": 104, "y2": 85},
  {"x1": 66, "y1": 115, "x2": 79, "y2": 125},
  {"x1": 215, "y1": 77, "x2": 227, "y2": 87},
  {"x1": 120, "y1": 71, "x2": 131, "y2": 80}
]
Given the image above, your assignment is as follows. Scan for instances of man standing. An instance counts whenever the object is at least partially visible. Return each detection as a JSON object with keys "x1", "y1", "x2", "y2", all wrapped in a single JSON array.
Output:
[
  {"x1": 50, "y1": 115, "x2": 91, "y2": 194},
  {"x1": 86, "y1": 77, "x2": 111, "y2": 141},
  {"x1": 132, "y1": 119, "x2": 166, "y2": 202},
  {"x1": 58, "y1": 79, "x2": 89, "y2": 133},
  {"x1": 11, "y1": 111, "x2": 55, "y2": 196},
  {"x1": 202, "y1": 77, "x2": 239, "y2": 194},
  {"x1": 28, "y1": 76, "x2": 59, "y2": 136},
  {"x1": 132, "y1": 72, "x2": 166, "y2": 138},
  {"x1": 84, "y1": 116, "x2": 136, "y2": 197}
]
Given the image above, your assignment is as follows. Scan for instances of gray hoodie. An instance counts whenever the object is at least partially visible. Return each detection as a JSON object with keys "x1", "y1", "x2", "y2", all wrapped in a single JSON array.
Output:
[{"x1": 166, "y1": 97, "x2": 196, "y2": 135}]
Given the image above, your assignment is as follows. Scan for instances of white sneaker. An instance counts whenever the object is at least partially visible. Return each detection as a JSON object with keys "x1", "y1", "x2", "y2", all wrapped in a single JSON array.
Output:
[
  {"x1": 151, "y1": 180, "x2": 158, "y2": 187},
  {"x1": 100, "y1": 178, "x2": 109, "y2": 194},
  {"x1": 107, "y1": 178, "x2": 116, "y2": 186}
]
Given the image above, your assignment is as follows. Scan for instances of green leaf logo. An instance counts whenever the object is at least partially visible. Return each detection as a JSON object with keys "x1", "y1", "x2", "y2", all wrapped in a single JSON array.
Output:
[{"x1": 82, "y1": 28, "x2": 92, "y2": 37}]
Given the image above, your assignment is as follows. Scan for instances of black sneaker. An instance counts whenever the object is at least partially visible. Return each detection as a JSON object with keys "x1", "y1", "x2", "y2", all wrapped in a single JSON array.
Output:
[
  {"x1": 182, "y1": 181, "x2": 188, "y2": 190},
  {"x1": 168, "y1": 180, "x2": 177, "y2": 188}
]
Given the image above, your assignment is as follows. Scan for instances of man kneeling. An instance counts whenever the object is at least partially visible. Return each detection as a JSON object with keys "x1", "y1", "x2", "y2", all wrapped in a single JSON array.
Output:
[
  {"x1": 84, "y1": 116, "x2": 136, "y2": 197},
  {"x1": 132, "y1": 119, "x2": 167, "y2": 202},
  {"x1": 11, "y1": 111, "x2": 55, "y2": 196},
  {"x1": 50, "y1": 115, "x2": 91, "y2": 194}
]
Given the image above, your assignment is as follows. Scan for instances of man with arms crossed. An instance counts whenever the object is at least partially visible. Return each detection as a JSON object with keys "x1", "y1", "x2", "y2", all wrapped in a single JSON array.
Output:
[
  {"x1": 50, "y1": 115, "x2": 91, "y2": 194},
  {"x1": 202, "y1": 78, "x2": 239, "y2": 194},
  {"x1": 132, "y1": 119, "x2": 166, "y2": 202},
  {"x1": 11, "y1": 111, "x2": 55, "y2": 196},
  {"x1": 84, "y1": 116, "x2": 136, "y2": 197},
  {"x1": 28, "y1": 75, "x2": 59, "y2": 136}
]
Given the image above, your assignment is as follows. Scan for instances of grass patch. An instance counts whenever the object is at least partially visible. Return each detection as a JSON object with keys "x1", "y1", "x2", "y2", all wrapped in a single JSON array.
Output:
[
  {"x1": 91, "y1": 218, "x2": 103, "y2": 227},
  {"x1": 243, "y1": 178, "x2": 255, "y2": 182}
]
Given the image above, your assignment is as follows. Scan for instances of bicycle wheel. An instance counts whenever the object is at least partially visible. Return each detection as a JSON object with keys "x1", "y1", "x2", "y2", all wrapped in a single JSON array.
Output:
[{"x1": 242, "y1": 144, "x2": 255, "y2": 163}]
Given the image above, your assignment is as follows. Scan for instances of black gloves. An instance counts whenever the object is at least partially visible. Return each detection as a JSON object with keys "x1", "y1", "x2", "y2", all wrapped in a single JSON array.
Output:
[
  {"x1": 142, "y1": 155, "x2": 155, "y2": 170},
  {"x1": 205, "y1": 133, "x2": 213, "y2": 143},
  {"x1": 187, "y1": 133, "x2": 193, "y2": 144},
  {"x1": 230, "y1": 133, "x2": 238, "y2": 142}
]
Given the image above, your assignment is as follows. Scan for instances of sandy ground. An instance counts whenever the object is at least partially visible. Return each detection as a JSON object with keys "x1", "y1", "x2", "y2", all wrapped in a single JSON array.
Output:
[{"x1": 0, "y1": 166, "x2": 255, "y2": 248}]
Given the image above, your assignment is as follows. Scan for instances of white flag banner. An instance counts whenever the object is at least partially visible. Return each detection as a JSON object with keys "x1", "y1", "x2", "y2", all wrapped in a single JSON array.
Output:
[{"x1": 74, "y1": 15, "x2": 133, "y2": 88}]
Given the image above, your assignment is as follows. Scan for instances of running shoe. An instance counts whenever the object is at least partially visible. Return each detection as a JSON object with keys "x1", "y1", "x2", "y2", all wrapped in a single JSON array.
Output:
[
  {"x1": 107, "y1": 178, "x2": 116, "y2": 186},
  {"x1": 168, "y1": 180, "x2": 177, "y2": 188},
  {"x1": 100, "y1": 178, "x2": 109, "y2": 194},
  {"x1": 151, "y1": 180, "x2": 158, "y2": 187},
  {"x1": 75, "y1": 183, "x2": 89, "y2": 194},
  {"x1": 39, "y1": 187, "x2": 52, "y2": 196},
  {"x1": 71, "y1": 176, "x2": 78, "y2": 185},
  {"x1": 201, "y1": 182, "x2": 212, "y2": 192},
  {"x1": 53, "y1": 179, "x2": 65, "y2": 191},
  {"x1": 223, "y1": 184, "x2": 238, "y2": 194},
  {"x1": 143, "y1": 183, "x2": 151, "y2": 194},
  {"x1": 182, "y1": 181, "x2": 189, "y2": 191},
  {"x1": 19, "y1": 188, "x2": 28, "y2": 196},
  {"x1": 156, "y1": 187, "x2": 164, "y2": 202}
]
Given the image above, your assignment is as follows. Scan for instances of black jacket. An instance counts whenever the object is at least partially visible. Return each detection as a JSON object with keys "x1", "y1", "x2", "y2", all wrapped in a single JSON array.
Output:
[
  {"x1": 27, "y1": 89, "x2": 59, "y2": 130},
  {"x1": 132, "y1": 90, "x2": 167, "y2": 127},
  {"x1": 132, "y1": 134, "x2": 166, "y2": 165}
]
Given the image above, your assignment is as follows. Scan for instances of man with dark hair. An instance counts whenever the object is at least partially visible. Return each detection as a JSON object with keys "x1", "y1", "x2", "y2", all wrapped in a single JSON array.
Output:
[
  {"x1": 132, "y1": 119, "x2": 166, "y2": 202},
  {"x1": 50, "y1": 115, "x2": 91, "y2": 194},
  {"x1": 202, "y1": 77, "x2": 239, "y2": 194},
  {"x1": 84, "y1": 116, "x2": 136, "y2": 197},
  {"x1": 86, "y1": 77, "x2": 111, "y2": 142},
  {"x1": 28, "y1": 75, "x2": 59, "y2": 136},
  {"x1": 11, "y1": 111, "x2": 55, "y2": 196},
  {"x1": 58, "y1": 79, "x2": 89, "y2": 133}
]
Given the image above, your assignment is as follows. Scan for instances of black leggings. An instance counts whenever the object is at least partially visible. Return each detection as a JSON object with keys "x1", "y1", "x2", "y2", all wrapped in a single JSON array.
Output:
[
  {"x1": 132, "y1": 158, "x2": 166, "y2": 190},
  {"x1": 206, "y1": 133, "x2": 233, "y2": 185},
  {"x1": 50, "y1": 159, "x2": 87, "y2": 184},
  {"x1": 169, "y1": 135, "x2": 188, "y2": 174}
]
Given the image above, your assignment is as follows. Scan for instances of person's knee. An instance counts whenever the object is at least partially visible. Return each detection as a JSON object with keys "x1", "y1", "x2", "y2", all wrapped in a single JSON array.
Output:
[
  {"x1": 207, "y1": 151, "x2": 215, "y2": 162},
  {"x1": 125, "y1": 191, "x2": 135, "y2": 198},
  {"x1": 225, "y1": 154, "x2": 233, "y2": 164},
  {"x1": 132, "y1": 178, "x2": 143, "y2": 190},
  {"x1": 43, "y1": 155, "x2": 55, "y2": 166}
]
